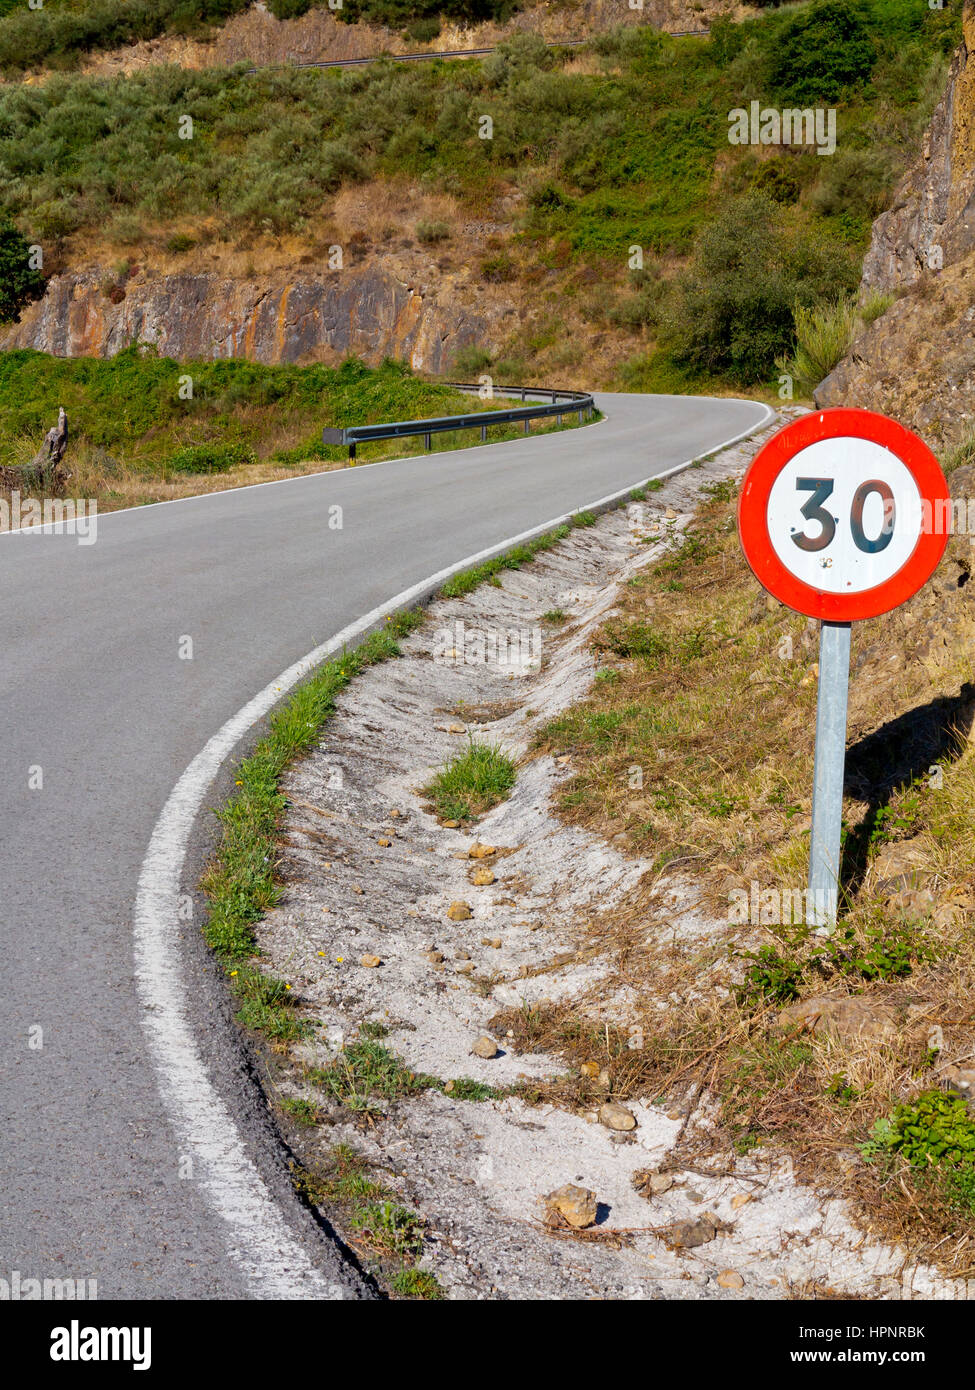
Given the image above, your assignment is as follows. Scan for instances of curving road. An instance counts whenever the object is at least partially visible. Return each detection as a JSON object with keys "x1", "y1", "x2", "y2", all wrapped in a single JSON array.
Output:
[{"x1": 0, "y1": 391, "x2": 771, "y2": 1300}]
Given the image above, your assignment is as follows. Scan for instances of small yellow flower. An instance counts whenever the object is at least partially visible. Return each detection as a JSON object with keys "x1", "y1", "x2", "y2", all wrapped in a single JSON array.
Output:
[
  {"x1": 230, "y1": 970, "x2": 238, "y2": 977},
  {"x1": 336, "y1": 956, "x2": 344, "y2": 963}
]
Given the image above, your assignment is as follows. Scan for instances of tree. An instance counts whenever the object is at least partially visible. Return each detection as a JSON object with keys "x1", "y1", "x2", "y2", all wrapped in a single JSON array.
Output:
[
  {"x1": 0, "y1": 220, "x2": 44, "y2": 323},
  {"x1": 664, "y1": 193, "x2": 857, "y2": 384},
  {"x1": 769, "y1": 0, "x2": 876, "y2": 106}
]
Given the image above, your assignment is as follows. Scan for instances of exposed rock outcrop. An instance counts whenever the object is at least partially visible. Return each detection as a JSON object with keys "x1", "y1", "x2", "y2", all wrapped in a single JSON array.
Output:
[
  {"x1": 816, "y1": 3, "x2": 975, "y2": 449},
  {"x1": 0, "y1": 265, "x2": 499, "y2": 371}
]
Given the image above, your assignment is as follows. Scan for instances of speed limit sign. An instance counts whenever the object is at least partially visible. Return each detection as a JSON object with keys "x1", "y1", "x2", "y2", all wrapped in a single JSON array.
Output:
[{"x1": 738, "y1": 409, "x2": 950, "y2": 927}]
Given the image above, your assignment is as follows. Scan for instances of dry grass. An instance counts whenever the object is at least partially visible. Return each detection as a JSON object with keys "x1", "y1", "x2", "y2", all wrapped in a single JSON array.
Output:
[{"x1": 536, "y1": 483, "x2": 975, "y2": 898}]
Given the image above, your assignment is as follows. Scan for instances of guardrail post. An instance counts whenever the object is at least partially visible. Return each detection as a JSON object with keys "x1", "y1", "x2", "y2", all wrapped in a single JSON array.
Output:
[
  {"x1": 424, "y1": 433, "x2": 432, "y2": 450},
  {"x1": 577, "y1": 409, "x2": 583, "y2": 425},
  {"x1": 480, "y1": 424, "x2": 487, "y2": 442},
  {"x1": 524, "y1": 417, "x2": 530, "y2": 434}
]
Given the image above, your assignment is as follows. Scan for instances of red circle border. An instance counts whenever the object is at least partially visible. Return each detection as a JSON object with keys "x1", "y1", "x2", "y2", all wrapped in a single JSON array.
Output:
[{"x1": 737, "y1": 408, "x2": 950, "y2": 621}]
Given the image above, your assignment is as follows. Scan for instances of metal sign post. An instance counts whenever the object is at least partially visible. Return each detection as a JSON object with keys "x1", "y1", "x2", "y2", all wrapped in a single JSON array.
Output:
[
  {"x1": 737, "y1": 408, "x2": 951, "y2": 935},
  {"x1": 807, "y1": 620, "x2": 851, "y2": 930}
]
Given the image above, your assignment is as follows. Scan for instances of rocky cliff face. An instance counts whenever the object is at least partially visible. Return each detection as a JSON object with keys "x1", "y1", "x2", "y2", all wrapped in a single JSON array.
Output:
[
  {"x1": 817, "y1": 2, "x2": 975, "y2": 449},
  {"x1": 0, "y1": 263, "x2": 504, "y2": 372}
]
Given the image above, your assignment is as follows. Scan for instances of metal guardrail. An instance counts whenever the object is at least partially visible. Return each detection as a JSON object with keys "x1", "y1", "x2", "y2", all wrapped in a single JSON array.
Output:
[{"x1": 322, "y1": 384, "x2": 595, "y2": 461}]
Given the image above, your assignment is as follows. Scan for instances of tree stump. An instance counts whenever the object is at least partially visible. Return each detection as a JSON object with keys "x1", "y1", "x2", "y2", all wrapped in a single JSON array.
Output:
[{"x1": 0, "y1": 408, "x2": 71, "y2": 494}]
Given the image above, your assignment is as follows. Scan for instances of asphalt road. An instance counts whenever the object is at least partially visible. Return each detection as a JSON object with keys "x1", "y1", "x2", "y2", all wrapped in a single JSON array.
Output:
[{"x1": 0, "y1": 390, "x2": 770, "y2": 1300}]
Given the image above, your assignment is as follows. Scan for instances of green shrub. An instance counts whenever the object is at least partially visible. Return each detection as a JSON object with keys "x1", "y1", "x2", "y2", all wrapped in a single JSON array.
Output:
[
  {"x1": 267, "y1": 0, "x2": 312, "y2": 16},
  {"x1": 451, "y1": 345, "x2": 493, "y2": 376},
  {"x1": 416, "y1": 219, "x2": 450, "y2": 244},
  {"x1": 811, "y1": 148, "x2": 892, "y2": 222},
  {"x1": 768, "y1": 0, "x2": 877, "y2": 105},
  {"x1": 779, "y1": 297, "x2": 859, "y2": 391},
  {"x1": 169, "y1": 441, "x2": 257, "y2": 473},
  {"x1": 0, "y1": 221, "x2": 44, "y2": 323},
  {"x1": 165, "y1": 233, "x2": 197, "y2": 254},
  {"x1": 736, "y1": 946, "x2": 804, "y2": 1005},
  {"x1": 664, "y1": 193, "x2": 857, "y2": 384},
  {"x1": 608, "y1": 269, "x2": 665, "y2": 331},
  {"x1": 480, "y1": 252, "x2": 516, "y2": 283}
]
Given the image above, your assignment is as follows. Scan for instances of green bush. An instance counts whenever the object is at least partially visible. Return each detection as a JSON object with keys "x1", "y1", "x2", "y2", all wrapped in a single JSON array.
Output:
[
  {"x1": 169, "y1": 441, "x2": 257, "y2": 474},
  {"x1": 768, "y1": 0, "x2": 877, "y2": 105},
  {"x1": 0, "y1": 221, "x2": 44, "y2": 323},
  {"x1": 406, "y1": 16, "x2": 441, "y2": 41},
  {"x1": 267, "y1": 0, "x2": 312, "y2": 16},
  {"x1": 736, "y1": 946, "x2": 804, "y2": 1005},
  {"x1": 416, "y1": 219, "x2": 450, "y2": 244},
  {"x1": 481, "y1": 252, "x2": 515, "y2": 283},
  {"x1": 450, "y1": 345, "x2": 493, "y2": 376},
  {"x1": 664, "y1": 193, "x2": 858, "y2": 384},
  {"x1": 811, "y1": 148, "x2": 892, "y2": 222}
]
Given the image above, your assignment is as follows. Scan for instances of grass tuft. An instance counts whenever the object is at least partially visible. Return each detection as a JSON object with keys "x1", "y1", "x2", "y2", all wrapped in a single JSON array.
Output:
[{"x1": 422, "y1": 739, "x2": 517, "y2": 823}]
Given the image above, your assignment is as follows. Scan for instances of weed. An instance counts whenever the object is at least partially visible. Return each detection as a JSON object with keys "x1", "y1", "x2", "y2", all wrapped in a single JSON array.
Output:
[
  {"x1": 308, "y1": 1041, "x2": 438, "y2": 1112},
  {"x1": 826, "y1": 1073, "x2": 859, "y2": 1107},
  {"x1": 736, "y1": 945, "x2": 805, "y2": 1005},
  {"x1": 169, "y1": 441, "x2": 256, "y2": 474},
  {"x1": 350, "y1": 1200, "x2": 425, "y2": 1257},
  {"x1": 231, "y1": 964, "x2": 311, "y2": 1042},
  {"x1": 391, "y1": 1267, "x2": 445, "y2": 1299},
  {"x1": 884, "y1": 1091, "x2": 975, "y2": 1167},
  {"x1": 440, "y1": 526, "x2": 570, "y2": 597},
  {"x1": 280, "y1": 1096, "x2": 323, "y2": 1126},
  {"x1": 445, "y1": 1076, "x2": 501, "y2": 1102},
  {"x1": 359, "y1": 1020, "x2": 390, "y2": 1040}
]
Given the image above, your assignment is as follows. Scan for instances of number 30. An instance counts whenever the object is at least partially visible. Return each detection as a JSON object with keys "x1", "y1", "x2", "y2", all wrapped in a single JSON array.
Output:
[{"x1": 792, "y1": 477, "x2": 895, "y2": 555}]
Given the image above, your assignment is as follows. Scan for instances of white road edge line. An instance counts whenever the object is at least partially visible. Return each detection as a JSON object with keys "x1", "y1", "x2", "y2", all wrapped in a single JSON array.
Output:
[{"x1": 132, "y1": 398, "x2": 776, "y2": 1298}]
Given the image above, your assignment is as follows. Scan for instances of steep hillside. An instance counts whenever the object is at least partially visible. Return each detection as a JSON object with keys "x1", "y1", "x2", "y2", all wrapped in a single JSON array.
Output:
[
  {"x1": 817, "y1": 1, "x2": 975, "y2": 453},
  {"x1": 0, "y1": 2, "x2": 960, "y2": 394}
]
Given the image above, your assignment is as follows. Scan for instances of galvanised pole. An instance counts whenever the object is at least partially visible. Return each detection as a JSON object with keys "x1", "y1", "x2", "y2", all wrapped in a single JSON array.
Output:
[{"x1": 807, "y1": 619, "x2": 852, "y2": 930}]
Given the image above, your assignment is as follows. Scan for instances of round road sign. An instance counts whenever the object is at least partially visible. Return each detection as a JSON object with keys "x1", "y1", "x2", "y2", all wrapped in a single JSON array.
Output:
[{"x1": 738, "y1": 408, "x2": 950, "y2": 621}]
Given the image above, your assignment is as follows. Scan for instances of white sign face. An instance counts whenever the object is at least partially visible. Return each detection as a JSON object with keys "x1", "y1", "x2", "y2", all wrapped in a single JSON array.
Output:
[{"x1": 766, "y1": 437, "x2": 923, "y2": 596}]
